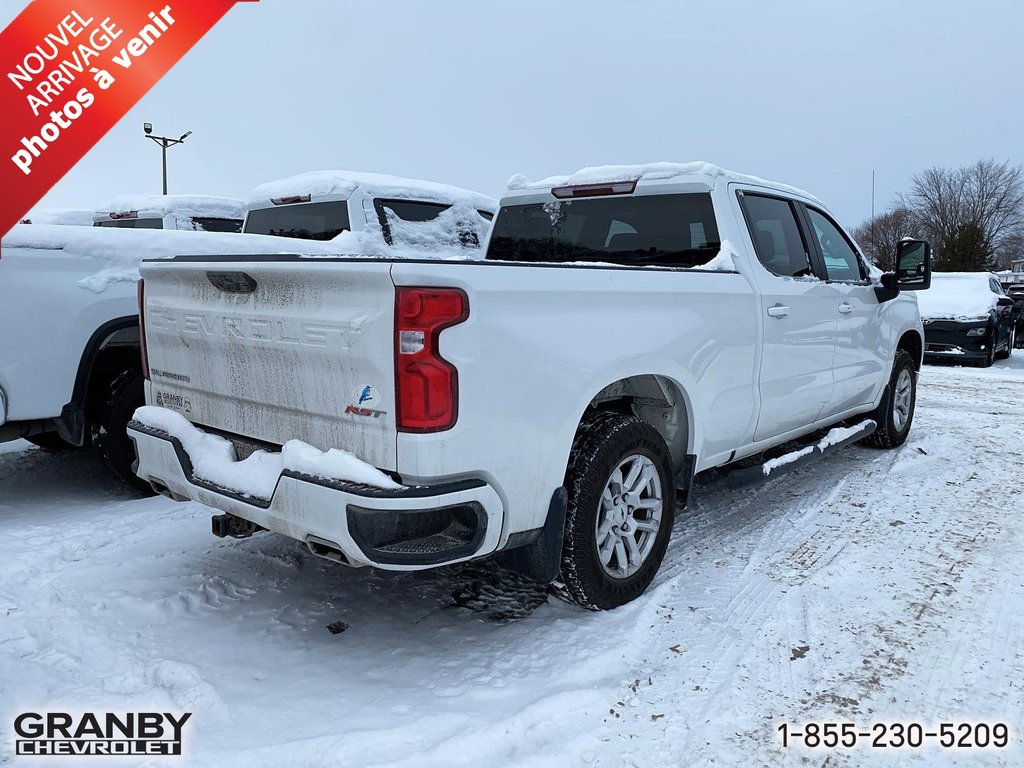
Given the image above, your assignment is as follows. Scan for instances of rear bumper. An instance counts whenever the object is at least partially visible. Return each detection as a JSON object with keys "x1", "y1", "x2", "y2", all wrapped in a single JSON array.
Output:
[{"x1": 127, "y1": 421, "x2": 504, "y2": 570}]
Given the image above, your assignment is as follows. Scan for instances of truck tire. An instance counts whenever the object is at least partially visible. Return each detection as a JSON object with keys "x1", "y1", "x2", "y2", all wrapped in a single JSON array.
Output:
[
  {"x1": 94, "y1": 368, "x2": 152, "y2": 493},
  {"x1": 554, "y1": 411, "x2": 675, "y2": 610},
  {"x1": 862, "y1": 349, "x2": 916, "y2": 449}
]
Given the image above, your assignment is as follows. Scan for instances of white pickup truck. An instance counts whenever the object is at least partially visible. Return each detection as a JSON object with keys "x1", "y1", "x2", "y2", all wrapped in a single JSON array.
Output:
[
  {"x1": 1, "y1": 174, "x2": 493, "y2": 490},
  {"x1": 129, "y1": 162, "x2": 932, "y2": 609}
]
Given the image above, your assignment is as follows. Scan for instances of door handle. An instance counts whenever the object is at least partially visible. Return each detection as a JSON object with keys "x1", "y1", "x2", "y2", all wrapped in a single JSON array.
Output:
[
  {"x1": 767, "y1": 304, "x2": 790, "y2": 318},
  {"x1": 838, "y1": 303, "x2": 855, "y2": 314}
]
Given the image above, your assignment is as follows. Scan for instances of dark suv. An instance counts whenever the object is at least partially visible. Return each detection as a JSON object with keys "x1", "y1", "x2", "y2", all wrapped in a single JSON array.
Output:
[{"x1": 920, "y1": 273, "x2": 1015, "y2": 367}]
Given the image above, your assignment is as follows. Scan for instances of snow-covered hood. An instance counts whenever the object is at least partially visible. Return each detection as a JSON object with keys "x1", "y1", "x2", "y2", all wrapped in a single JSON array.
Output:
[{"x1": 916, "y1": 273, "x2": 1000, "y2": 321}]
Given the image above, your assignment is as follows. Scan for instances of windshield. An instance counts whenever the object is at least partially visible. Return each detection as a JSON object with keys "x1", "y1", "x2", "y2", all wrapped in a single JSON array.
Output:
[
  {"x1": 243, "y1": 201, "x2": 350, "y2": 240},
  {"x1": 94, "y1": 218, "x2": 164, "y2": 229},
  {"x1": 486, "y1": 193, "x2": 720, "y2": 268}
]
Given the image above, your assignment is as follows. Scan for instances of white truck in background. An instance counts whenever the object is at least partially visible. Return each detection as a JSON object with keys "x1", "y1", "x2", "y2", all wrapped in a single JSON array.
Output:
[
  {"x1": 93, "y1": 195, "x2": 247, "y2": 233},
  {"x1": 129, "y1": 162, "x2": 933, "y2": 610},
  {"x1": 241, "y1": 170, "x2": 496, "y2": 247},
  {"x1": 0, "y1": 174, "x2": 497, "y2": 490},
  {"x1": 19, "y1": 209, "x2": 95, "y2": 226}
]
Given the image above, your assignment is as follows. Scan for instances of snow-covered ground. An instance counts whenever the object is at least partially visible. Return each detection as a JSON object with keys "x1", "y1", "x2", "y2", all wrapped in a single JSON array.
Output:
[{"x1": 1, "y1": 358, "x2": 1022, "y2": 767}]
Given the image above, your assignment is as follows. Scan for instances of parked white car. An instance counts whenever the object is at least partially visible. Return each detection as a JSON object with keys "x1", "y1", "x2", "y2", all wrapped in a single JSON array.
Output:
[
  {"x1": 129, "y1": 162, "x2": 932, "y2": 609},
  {"x1": 0, "y1": 225, "x2": 336, "y2": 488},
  {"x1": 93, "y1": 195, "x2": 246, "y2": 233}
]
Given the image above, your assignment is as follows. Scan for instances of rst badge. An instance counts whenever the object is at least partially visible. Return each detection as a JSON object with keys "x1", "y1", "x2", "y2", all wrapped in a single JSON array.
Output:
[{"x1": 345, "y1": 385, "x2": 386, "y2": 419}]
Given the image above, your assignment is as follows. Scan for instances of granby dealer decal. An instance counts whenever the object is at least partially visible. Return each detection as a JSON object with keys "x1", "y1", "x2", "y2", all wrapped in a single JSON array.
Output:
[
  {"x1": 13, "y1": 711, "x2": 192, "y2": 756},
  {"x1": 0, "y1": 0, "x2": 257, "y2": 233}
]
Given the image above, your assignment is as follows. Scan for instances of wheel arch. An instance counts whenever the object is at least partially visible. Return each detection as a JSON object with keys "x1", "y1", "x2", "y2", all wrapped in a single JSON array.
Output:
[
  {"x1": 577, "y1": 373, "x2": 694, "y2": 487},
  {"x1": 897, "y1": 328, "x2": 923, "y2": 371},
  {"x1": 57, "y1": 316, "x2": 140, "y2": 445}
]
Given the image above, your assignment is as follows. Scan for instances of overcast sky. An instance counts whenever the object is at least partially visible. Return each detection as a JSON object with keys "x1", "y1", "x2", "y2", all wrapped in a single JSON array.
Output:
[{"x1": 4, "y1": 0, "x2": 1022, "y2": 227}]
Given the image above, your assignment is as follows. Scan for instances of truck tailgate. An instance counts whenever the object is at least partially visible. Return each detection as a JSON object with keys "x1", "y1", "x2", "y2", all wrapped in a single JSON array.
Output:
[{"x1": 140, "y1": 258, "x2": 398, "y2": 471}]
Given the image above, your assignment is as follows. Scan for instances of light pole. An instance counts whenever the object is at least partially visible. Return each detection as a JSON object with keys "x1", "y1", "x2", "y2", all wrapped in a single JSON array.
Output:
[{"x1": 143, "y1": 122, "x2": 192, "y2": 195}]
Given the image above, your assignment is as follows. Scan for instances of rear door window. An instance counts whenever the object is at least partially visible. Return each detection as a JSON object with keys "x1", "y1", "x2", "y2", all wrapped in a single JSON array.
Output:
[
  {"x1": 487, "y1": 193, "x2": 722, "y2": 268},
  {"x1": 739, "y1": 194, "x2": 813, "y2": 278},
  {"x1": 374, "y1": 199, "x2": 492, "y2": 247},
  {"x1": 805, "y1": 208, "x2": 864, "y2": 282}
]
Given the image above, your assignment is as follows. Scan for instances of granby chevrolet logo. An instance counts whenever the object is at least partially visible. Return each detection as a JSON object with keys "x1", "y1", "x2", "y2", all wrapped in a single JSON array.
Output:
[{"x1": 13, "y1": 711, "x2": 192, "y2": 757}]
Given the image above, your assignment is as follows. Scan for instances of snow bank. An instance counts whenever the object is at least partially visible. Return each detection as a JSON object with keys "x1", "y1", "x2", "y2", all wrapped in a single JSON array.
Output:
[
  {"x1": 20, "y1": 208, "x2": 94, "y2": 226},
  {"x1": 1, "y1": 224, "x2": 343, "y2": 292},
  {"x1": 916, "y1": 272, "x2": 999, "y2": 321},
  {"x1": 133, "y1": 406, "x2": 402, "y2": 499},
  {"x1": 95, "y1": 194, "x2": 246, "y2": 223},
  {"x1": 508, "y1": 161, "x2": 820, "y2": 203},
  {"x1": 248, "y1": 170, "x2": 497, "y2": 213}
]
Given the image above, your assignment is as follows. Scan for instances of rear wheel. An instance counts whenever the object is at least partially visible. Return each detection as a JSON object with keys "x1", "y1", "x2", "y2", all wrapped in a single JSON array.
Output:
[
  {"x1": 94, "y1": 368, "x2": 153, "y2": 493},
  {"x1": 554, "y1": 412, "x2": 675, "y2": 610},
  {"x1": 862, "y1": 350, "x2": 917, "y2": 449}
]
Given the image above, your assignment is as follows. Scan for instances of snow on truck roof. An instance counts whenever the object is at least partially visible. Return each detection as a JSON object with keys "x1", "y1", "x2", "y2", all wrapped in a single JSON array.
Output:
[
  {"x1": 247, "y1": 170, "x2": 498, "y2": 212},
  {"x1": 506, "y1": 161, "x2": 821, "y2": 203},
  {"x1": 94, "y1": 194, "x2": 246, "y2": 220}
]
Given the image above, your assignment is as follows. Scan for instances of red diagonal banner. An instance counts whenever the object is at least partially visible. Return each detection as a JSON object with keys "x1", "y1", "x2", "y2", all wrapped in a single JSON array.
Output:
[{"x1": 0, "y1": 0, "x2": 257, "y2": 233}]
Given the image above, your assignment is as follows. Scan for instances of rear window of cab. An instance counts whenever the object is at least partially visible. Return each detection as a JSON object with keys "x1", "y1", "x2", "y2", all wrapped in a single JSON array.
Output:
[{"x1": 486, "y1": 193, "x2": 721, "y2": 268}]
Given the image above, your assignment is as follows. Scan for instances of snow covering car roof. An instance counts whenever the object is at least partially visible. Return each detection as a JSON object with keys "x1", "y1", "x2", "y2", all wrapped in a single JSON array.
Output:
[
  {"x1": 248, "y1": 170, "x2": 498, "y2": 212},
  {"x1": 1, "y1": 223, "x2": 339, "y2": 292},
  {"x1": 93, "y1": 194, "x2": 246, "y2": 221},
  {"x1": 20, "y1": 209, "x2": 95, "y2": 226},
  {"x1": 916, "y1": 272, "x2": 1003, "y2": 321},
  {"x1": 504, "y1": 161, "x2": 821, "y2": 203}
]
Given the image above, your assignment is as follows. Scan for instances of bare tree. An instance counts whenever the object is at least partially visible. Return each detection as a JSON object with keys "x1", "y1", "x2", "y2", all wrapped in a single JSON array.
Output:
[
  {"x1": 852, "y1": 207, "x2": 918, "y2": 272},
  {"x1": 897, "y1": 159, "x2": 1024, "y2": 271}
]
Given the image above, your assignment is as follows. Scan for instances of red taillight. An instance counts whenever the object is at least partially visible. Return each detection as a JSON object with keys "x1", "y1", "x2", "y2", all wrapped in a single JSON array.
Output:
[
  {"x1": 394, "y1": 287, "x2": 468, "y2": 432},
  {"x1": 138, "y1": 279, "x2": 150, "y2": 381},
  {"x1": 550, "y1": 180, "x2": 638, "y2": 199}
]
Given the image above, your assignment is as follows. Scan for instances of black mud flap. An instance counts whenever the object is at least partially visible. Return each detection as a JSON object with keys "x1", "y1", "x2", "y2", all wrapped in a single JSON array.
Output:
[{"x1": 494, "y1": 487, "x2": 568, "y2": 584}]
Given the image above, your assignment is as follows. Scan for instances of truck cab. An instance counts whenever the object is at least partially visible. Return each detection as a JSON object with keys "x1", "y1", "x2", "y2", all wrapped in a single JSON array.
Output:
[
  {"x1": 241, "y1": 170, "x2": 496, "y2": 249},
  {"x1": 93, "y1": 195, "x2": 245, "y2": 233}
]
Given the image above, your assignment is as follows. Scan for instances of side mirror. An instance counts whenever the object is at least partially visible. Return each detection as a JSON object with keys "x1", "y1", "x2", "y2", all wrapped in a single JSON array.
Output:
[
  {"x1": 892, "y1": 239, "x2": 932, "y2": 290},
  {"x1": 997, "y1": 296, "x2": 1015, "y2": 307}
]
